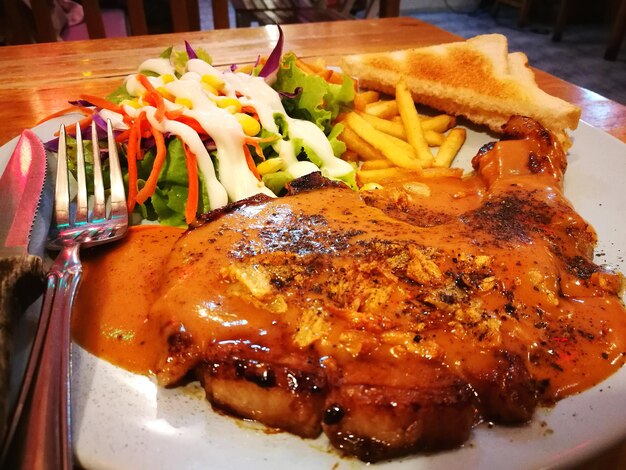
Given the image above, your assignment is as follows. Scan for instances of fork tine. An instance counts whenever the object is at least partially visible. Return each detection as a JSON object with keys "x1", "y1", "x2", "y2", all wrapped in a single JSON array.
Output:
[
  {"x1": 106, "y1": 119, "x2": 127, "y2": 220},
  {"x1": 91, "y1": 121, "x2": 106, "y2": 221},
  {"x1": 75, "y1": 123, "x2": 88, "y2": 223},
  {"x1": 54, "y1": 125, "x2": 70, "y2": 228}
]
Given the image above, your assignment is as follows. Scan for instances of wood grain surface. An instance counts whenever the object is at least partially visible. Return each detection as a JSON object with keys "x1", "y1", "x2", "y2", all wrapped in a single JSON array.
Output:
[
  {"x1": 0, "y1": 17, "x2": 624, "y2": 145},
  {"x1": 0, "y1": 16, "x2": 624, "y2": 467}
]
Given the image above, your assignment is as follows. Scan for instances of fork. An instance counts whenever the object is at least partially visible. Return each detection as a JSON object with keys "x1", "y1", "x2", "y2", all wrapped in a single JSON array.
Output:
[{"x1": 2, "y1": 119, "x2": 127, "y2": 469}]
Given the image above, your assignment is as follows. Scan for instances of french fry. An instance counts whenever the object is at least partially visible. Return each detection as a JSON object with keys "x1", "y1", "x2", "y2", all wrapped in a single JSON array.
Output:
[
  {"x1": 295, "y1": 58, "x2": 344, "y2": 84},
  {"x1": 295, "y1": 58, "x2": 316, "y2": 74},
  {"x1": 358, "y1": 112, "x2": 406, "y2": 139},
  {"x1": 395, "y1": 80, "x2": 434, "y2": 167},
  {"x1": 425, "y1": 130, "x2": 445, "y2": 147},
  {"x1": 434, "y1": 128, "x2": 467, "y2": 168},
  {"x1": 339, "y1": 125, "x2": 386, "y2": 161},
  {"x1": 342, "y1": 149, "x2": 359, "y2": 163},
  {"x1": 421, "y1": 114, "x2": 457, "y2": 133},
  {"x1": 365, "y1": 100, "x2": 398, "y2": 119},
  {"x1": 354, "y1": 91, "x2": 381, "y2": 111},
  {"x1": 360, "y1": 159, "x2": 395, "y2": 170},
  {"x1": 357, "y1": 168, "x2": 417, "y2": 185},
  {"x1": 358, "y1": 112, "x2": 446, "y2": 147},
  {"x1": 345, "y1": 113, "x2": 421, "y2": 171},
  {"x1": 325, "y1": 70, "x2": 345, "y2": 85}
]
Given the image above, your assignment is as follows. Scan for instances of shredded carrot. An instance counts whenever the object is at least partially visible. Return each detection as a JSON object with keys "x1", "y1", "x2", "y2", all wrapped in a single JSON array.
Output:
[
  {"x1": 165, "y1": 109, "x2": 185, "y2": 120},
  {"x1": 134, "y1": 111, "x2": 146, "y2": 160},
  {"x1": 135, "y1": 126, "x2": 166, "y2": 205},
  {"x1": 122, "y1": 114, "x2": 135, "y2": 128},
  {"x1": 173, "y1": 115, "x2": 207, "y2": 135},
  {"x1": 125, "y1": 124, "x2": 139, "y2": 212},
  {"x1": 137, "y1": 74, "x2": 165, "y2": 122},
  {"x1": 241, "y1": 105, "x2": 257, "y2": 115},
  {"x1": 182, "y1": 141, "x2": 199, "y2": 225},
  {"x1": 242, "y1": 143, "x2": 261, "y2": 181},
  {"x1": 141, "y1": 93, "x2": 157, "y2": 108},
  {"x1": 62, "y1": 115, "x2": 94, "y2": 136},
  {"x1": 244, "y1": 137, "x2": 265, "y2": 161},
  {"x1": 115, "y1": 129, "x2": 131, "y2": 143},
  {"x1": 79, "y1": 94, "x2": 124, "y2": 114},
  {"x1": 240, "y1": 106, "x2": 259, "y2": 122},
  {"x1": 247, "y1": 135, "x2": 279, "y2": 144},
  {"x1": 36, "y1": 105, "x2": 93, "y2": 125}
]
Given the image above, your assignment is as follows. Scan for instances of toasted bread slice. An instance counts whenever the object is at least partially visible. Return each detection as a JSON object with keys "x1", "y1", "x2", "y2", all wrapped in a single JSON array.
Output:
[{"x1": 340, "y1": 34, "x2": 581, "y2": 149}]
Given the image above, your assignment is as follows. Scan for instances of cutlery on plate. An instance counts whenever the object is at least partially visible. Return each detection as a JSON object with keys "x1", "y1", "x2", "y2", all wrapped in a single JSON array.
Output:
[
  {"x1": 0, "y1": 130, "x2": 47, "y2": 445},
  {"x1": 2, "y1": 120, "x2": 128, "y2": 469}
]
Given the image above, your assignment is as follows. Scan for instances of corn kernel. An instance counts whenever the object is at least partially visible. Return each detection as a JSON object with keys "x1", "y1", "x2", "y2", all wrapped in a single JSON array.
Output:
[
  {"x1": 201, "y1": 74, "x2": 225, "y2": 90},
  {"x1": 217, "y1": 97, "x2": 242, "y2": 113},
  {"x1": 121, "y1": 99, "x2": 141, "y2": 109},
  {"x1": 236, "y1": 64, "x2": 254, "y2": 74},
  {"x1": 175, "y1": 97, "x2": 193, "y2": 109},
  {"x1": 161, "y1": 74, "x2": 175, "y2": 84},
  {"x1": 235, "y1": 113, "x2": 261, "y2": 136},
  {"x1": 157, "y1": 86, "x2": 175, "y2": 102},
  {"x1": 201, "y1": 82, "x2": 218, "y2": 95},
  {"x1": 257, "y1": 158, "x2": 285, "y2": 175}
]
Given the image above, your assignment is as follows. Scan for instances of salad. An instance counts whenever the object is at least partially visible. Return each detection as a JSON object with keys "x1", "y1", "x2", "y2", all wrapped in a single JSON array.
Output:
[{"x1": 43, "y1": 30, "x2": 356, "y2": 227}]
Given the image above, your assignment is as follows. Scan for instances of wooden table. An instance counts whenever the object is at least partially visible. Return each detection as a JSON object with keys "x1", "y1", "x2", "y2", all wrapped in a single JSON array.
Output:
[
  {"x1": 0, "y1": 17, "x2": 624, "y2": 146},
  {"x1": 0, "y1": 17, "x2": 624, "y2": 468}
]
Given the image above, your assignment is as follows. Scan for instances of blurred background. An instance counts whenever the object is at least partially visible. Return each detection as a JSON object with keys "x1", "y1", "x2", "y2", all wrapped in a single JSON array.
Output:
[{"x1": 1, "y1": 0, "x2": 624, "y2": 104}]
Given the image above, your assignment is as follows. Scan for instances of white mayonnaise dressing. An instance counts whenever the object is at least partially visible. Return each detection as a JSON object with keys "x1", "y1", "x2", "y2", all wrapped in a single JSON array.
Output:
[
  {"x1": 285, "y1": 119, "x2": 353, "y2": 179},
  {"x1": 99, "y1": 109, "x2": 128, "y2": 130},
  {"x1": 138, "y1": 58, "x2": 175, "y2": 76},
  {"x1": 165, "y1": 79, "x2": 274, "y2": 201},
  {"x1": 275, "y1": 140, "x2": 318, "y2": 178},
  {"x1": 190, "y1": 61, "x2": 353, "y2": 180},
  {"x1": 124, "y1": 74, "x2": 144, "y2": 96},
  {"x1": 141, "y1": 106, "x2": 229, "y2": 210}
]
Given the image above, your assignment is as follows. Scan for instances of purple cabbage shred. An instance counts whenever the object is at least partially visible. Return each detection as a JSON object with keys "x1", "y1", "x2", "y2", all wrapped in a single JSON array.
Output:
[
  {"x1": 44, "y1": 137, "x2": 60, "y2": 153},
  {"x1": 68, "y1": 99, "x2": 94, "y2": 107},
  {"x1": 278, "y1": 87, "x2": 302, "y2": 99},
  {"x1": 185, "y1": 41, "x2": 198, "y2": 60},
  {"x1": 258, "y1": 24, "x2": 284, "y2": 79}
]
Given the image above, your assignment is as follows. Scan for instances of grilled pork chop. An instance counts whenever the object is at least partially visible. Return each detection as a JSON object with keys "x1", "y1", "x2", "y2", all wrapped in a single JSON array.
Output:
[{"x1": 149, "y1": 116, "x2": 626, "y2": 462}]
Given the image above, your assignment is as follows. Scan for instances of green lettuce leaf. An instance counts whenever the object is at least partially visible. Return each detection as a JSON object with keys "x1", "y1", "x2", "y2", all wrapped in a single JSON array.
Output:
[
  {"x1": 273, "y1": 52, "x2": 355, "y2": 135},
  {"x1": 106, "y1": 84, "x2": 133, "y2": 104},
  {"x1": 135, "y1": 138, "x2": 206, "y2": 227},
  {"x1": 327, "y1": 122, "x2": 347, "y2": 158},
  {"x1": 170, "y1": 47, "x2": 213, "y2": 77}
]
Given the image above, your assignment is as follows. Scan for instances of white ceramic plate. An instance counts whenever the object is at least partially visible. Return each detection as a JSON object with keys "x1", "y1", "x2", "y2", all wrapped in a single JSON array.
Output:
[{"x1": 2, "y1": 117, "x2": 625, "y2": 470}]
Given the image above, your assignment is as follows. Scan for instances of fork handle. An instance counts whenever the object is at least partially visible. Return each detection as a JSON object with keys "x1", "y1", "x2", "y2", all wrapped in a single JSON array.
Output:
[{"x1": 6, "y1": 244, "x2": 81, "y2": 470}]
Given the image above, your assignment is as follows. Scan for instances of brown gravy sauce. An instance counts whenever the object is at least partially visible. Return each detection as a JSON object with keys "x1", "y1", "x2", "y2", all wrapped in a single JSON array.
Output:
[
  {"x1": 72, "y1": 225, "x2": 184, "y2": 374},
  {"x1": 72, "y1": 148, "x2": 626, "y2": 402}
]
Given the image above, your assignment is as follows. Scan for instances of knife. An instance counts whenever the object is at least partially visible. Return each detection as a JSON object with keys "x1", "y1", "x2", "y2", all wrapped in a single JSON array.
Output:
[{"x1": 0, "y1": 130, "x2": 47, "y2": 443}]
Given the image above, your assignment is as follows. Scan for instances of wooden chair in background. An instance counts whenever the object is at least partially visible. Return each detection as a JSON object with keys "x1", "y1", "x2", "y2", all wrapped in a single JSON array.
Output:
[
  {"x1": 492, "y1": 0, "x2": 533, "y2": 27},
  {"x1": 552, "y1": 0, "x2": 625, "y2": 61},
  {"x1": 491, "y1": 0, "x2": 624, "y2": 61},
  {"x1": 604, "y1": 0, "x2": 625, "y2": 59},
  {"x1": 2, "y1": 0, "x2": 200, "y2": 44},
  {"x1": 229, "y1": 0, "x2": 389, "y2": 28}
]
